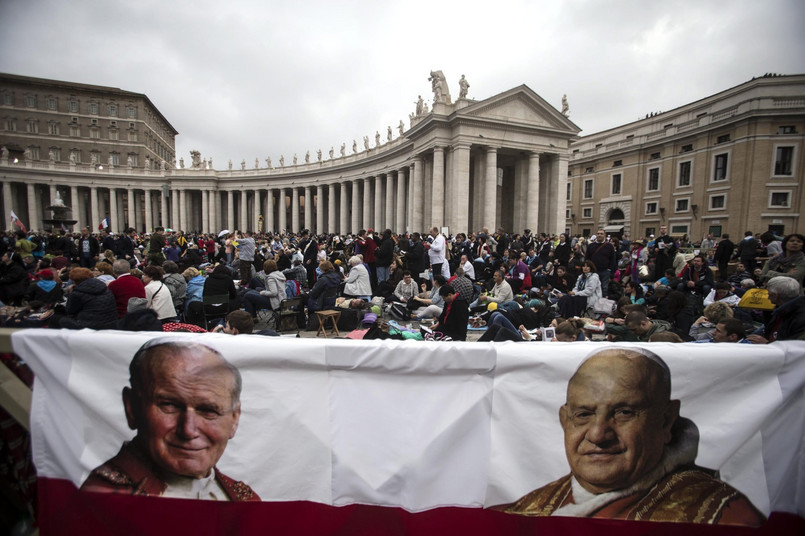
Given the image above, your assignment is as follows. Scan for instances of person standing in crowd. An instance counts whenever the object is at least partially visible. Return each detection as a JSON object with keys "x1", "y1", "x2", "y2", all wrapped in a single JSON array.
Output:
[
  {"x1": 713, "y1": 233, "x2": 734, "y2": 281},
  {"x1": 735, "y1": 231, "x2": 761, "y2": 271},
  {"x1": 653, "y1": 225, "x2": 677, "y2": 281},
  {"x1": 426, "y1": 226, "x2": 450, "y2": 279},
  {"x1": 77, "y1": 227, "x2": 100, "y2": 268},
  {"x1": 585, "y1": 229, "x2": 616, "y2": 298},
  {"x1": 147, "y1": 227, "x2": 166, "y2": 267}
]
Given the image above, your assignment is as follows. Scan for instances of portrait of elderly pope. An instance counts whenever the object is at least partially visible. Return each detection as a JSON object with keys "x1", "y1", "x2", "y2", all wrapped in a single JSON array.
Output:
[
  {"x1": 80, "y1": 340, "x2": 259, "y2": 501},
  {"x1": 496, "y1": 347, "x2": 764, "y2": 525}
]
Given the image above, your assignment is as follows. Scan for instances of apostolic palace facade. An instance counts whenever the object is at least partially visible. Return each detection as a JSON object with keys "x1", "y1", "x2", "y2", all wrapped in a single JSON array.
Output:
[{"x1": 1, "y1": 72, "x2": 803, "y2": 239}]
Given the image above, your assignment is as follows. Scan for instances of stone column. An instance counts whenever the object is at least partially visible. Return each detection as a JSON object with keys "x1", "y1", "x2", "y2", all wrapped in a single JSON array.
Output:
[
  {"x1": 180, "y1": 190, "x2": 188, "y2": 232},
  {"x1": 264, "y1": 189, "x2": 273, "y2": 233},
  {"x1": 144, "y1": 190, "x2": 153, "y2": 232},
  {"x1": 239, "y1": 191, "x2": 247, "y2": 231},
  {"x1": 3, "y1": 181, "x2": 13, "y2": 231},
  {"x1": 328, "y1": 184, "x2": 336, "y2": 234},
  {"x1": 291, "y1": 187, "x2": 300, "y2": 232},
  {"x1": 201, "y1": 190, "x2": 209, "y2": 233},
  {"x1": 339, "y1": 183, "x2": 348, "y2": 234},
  {"x1": 159, "y1": 190, "x2": 167, "y2": 229},
  {"x1": 431, "y1": 147, "x2": 445, "y2": 227},
  {"x1": 412, "y1": 157, "x2": 424, "y2": 231},
  {"x1": 89, "y1": 187, "x2": 100, "y2": 233},
  {"x1": 170, "y1": 189, "x2": 179, "y2": 231},
  {"x1": 484, "y1": 147, "x2": 498, "y2": 231},
  {"x1": 385, "y1": 173, "x2": 395, "y2": 230},
  {"x1": 362, "y1": 178, "x2": 372, "y2": 230},
  {"x1": 27, "y1": 183, "x2": 40, "y2": 232},
  {"x1": 553, "y1": 154, "x2": 569, "y2": 233},
  {"x1": 316, "y1": 185, "x2": 324, "y2": 234},
  {"x1": 396, "y1": 169, "x2": 406, "y2": 232},
  {"x1": 351, "y1": 179, "x2": 361, "y2": 233},
  {"x1": 304, "y1": 186, "x2": 313, "y2": 231},
  {"x1": 407, "y1": 164, "x2": 415, "y2": 231},
  {"x1": 211, "y1": 191, "x2": 220, "y2": 233},
  {"x1": 253, "y1": 190, "x2": 261, "y2": 232},
  {"x1": 527, "y1": 153, "x2": 541, "y2": 233},
  {"x1": 49, "y1": 185, "x2": 57, "y2": 208},
  {"x1": 77, "y1": 186, "x2": 87, "y2": 230},
  {"x1": 278, "y1": 189, "x2": 287, "y2": 233},
  {"x1": 108, "y1": 189, "x2": 118, "y2": 232},
  {"x1": 227, "y1": 191, "x2": 235, "y2": 231},
  {"x1": 452, "y1": 144, "x2": 471, "y2": 234},
  {"x1": 373, "y1": 176, "x2": 383, "y2": 231}
]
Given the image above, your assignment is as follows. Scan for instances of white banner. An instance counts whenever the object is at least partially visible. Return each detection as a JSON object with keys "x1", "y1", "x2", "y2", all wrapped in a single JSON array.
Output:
[{"x1": 12, "y1": 330, "x2": 805, "y2": 516}]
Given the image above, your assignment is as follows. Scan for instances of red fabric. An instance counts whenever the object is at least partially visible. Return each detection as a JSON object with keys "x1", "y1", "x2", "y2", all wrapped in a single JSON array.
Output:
[{"x1": 38, "y1": 477, "x2": 803, "y2": 536}]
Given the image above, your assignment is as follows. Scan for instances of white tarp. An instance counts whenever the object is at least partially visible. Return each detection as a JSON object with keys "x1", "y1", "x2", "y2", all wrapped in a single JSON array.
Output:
[{"x1": 12, "y1": 330, "x2": 805, "y2": 516}]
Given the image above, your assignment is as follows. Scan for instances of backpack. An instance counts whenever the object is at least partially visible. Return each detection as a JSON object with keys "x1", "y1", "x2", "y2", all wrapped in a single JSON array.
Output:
[
  {"x1": 285, "y1": 280, "x2": 300, "y2": 298},
  {"x1": 389, "y1": 302, "x2": 410, "y2": 321}
]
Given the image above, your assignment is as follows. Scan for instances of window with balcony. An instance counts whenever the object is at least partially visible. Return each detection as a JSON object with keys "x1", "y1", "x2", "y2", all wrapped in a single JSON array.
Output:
[
  {"x1": 46, "y1": 97, "x2": 57, "y2": 110},
  {"x1": 47, "y1": 121, "x2": 59, "y2": 135},
  {"x1": 24, "y1": 95, "x2": 36, "y2": 108}
]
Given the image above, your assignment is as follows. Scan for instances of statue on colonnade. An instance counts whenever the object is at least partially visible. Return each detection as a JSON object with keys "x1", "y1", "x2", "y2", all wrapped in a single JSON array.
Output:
[
  {"x1": 429, "y1": 70, "x2": 451, "y2": 104},
  {"x1": 562, "y1": 94, "x2": 570, "y2": 117},
  {"x1": 190, "y1": 150, "x2": 202, "y2": 169},
  {"x1": 458, "y1": 74, "x2": 469, "y2": 99}
]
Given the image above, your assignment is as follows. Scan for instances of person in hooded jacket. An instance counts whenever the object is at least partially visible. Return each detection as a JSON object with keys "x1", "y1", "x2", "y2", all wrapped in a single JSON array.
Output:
[
  {"x1": 56, "y1": 267, "x2": 118, "y2": 329},
  {"x1": 307, "y1": 260, "x2": 340, "y2": 312},
  {"x1": 242, "y1": 259, "x2": 287, "y2": 316},
  {"x1": 25, "y1": 268, "x2": 63, "y2": 305}
]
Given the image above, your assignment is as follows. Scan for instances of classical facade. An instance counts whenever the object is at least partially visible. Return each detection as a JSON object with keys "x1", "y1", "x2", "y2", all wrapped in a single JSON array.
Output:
[
  {"x1": 0, "y1": 75, "x2": 578, "y2": 235},
  {"x1": 567, "y1": 74, "x2": 805, "y2": 239}
]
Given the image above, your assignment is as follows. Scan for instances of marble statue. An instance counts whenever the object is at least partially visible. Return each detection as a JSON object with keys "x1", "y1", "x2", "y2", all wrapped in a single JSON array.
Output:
[
  {"x1": 91, "y1": 153, "x2": 98, "y2": 165},
  {"x1": 293, "y1": 154, "x2": 298, "y2": 165},
  {"x1": 423, "y1": 102, "x2": 429, "y2": 114},
  {"x1": 1, "y1": 146, "x2": 8, "y2": 159},
  {"x1": 49, "y1": 149, "x2": 56, "y2": 162},
  {"x1": 255, "y1": 158, "x2": 260, "y2": 169},
  {"x1": 228, "y1": 159, "x2": 233, "y2": 170},
  {"x1": 179, "y1": 157, "x2": 185, "y2": 168},
  {"x1": 374, "y1": 131, "x2": 380, "y2": 147},
  {"x1": 387, "y1": 125, "x2": 392, "y2": 141},
  {"x1": 561, "y1": 94, "x2": 570, "y2": 116},
  {"x1": 266, "y1": 157, "x2": 272, "y2": 169},
  {"x1": 241, "y1": 159, "x2": 246, "y2": 170},
  {"x1": 341, "y1": 143, "x2": 346, "y2": 156},
  {"x1": 208, "y1": 157, "x2": 213, "y2": 169},
  {"x1": 145, "y1": 156, "x2": 151, "y2": 168},
  {"x1": 202, "y1": 158, "x2": 207, "y2": 169},
  {"x1": 363, "y1": 136, "x2": 369, "y2": 151},
  {"x1": 409, "y1": 112, "x2": 414, "y2": 123},
  {"x1": 70, "y1": 152, "x2": 77, "y2": 164},
  {"x1": 398, "y1": 120, "x2": 405, "y2": 136},
  {"x1": 415, "y1": 95, "x2": 424, "y2": 116},
  {"x1": 429, "y1": 70, "x2": 451, "y2": 104},
  {"x1": 161, "y1": 160, "x2": 168, "y2": 171},
  {"x1": 24, "y1": 147, "x2": 32, "y2": 161},
  {"x1": 352, "y1": 140, "x2": 357, "y2": 154},
  {"x1": 279, "y1": 155, "x2": 285, "y2": 167},
  {"x1": 329, "y1": 147, "x2": 335, "y2": 159},
  {"x1": 305, "y1": 151, "x2": 310, "y2": 163},
  {"x1": 54, "y1": 191, "x2": 66, "y2": 207},
  {"x1": 458, "y1": 75, "x2": 469, "y2": 99},
  {"x1": 317, "y1": 149, "x2": 322, "y2": 162},
  {"x1": 127, "y1": 156, "x2": 133, "y2": 167},
  {"x1": 191, "y1": 150, "x2": 202, "y2": 168}
]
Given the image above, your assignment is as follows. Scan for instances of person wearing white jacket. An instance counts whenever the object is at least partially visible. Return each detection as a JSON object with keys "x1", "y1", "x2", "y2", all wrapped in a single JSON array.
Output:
[
  {"x1": 557, "y1": 260, "x2": 601, "y2": 318},
  {"x1": 343, "y1": 256, "x2": 372, "y2": 297},
  {"x1": 142, "y1": 265, "x2": 178, "y2": 321}
]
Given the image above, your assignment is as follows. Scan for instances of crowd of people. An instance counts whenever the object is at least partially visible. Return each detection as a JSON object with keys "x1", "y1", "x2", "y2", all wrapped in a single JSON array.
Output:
[{"x1": 0, "y1": 222, "x2": 802, "y2": 343}]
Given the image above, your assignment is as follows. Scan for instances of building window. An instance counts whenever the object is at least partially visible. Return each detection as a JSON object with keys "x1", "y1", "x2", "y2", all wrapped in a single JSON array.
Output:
[
  {"x1": 611, "y1": 173, "x2": 622, "y2": 195},
  {"x1": 88, "y1": 102, "x2": 99, "y2": 115},
  {"x1": 678, "y1": 160, "x2": 692, "y2": 187},
  {"x1": 713, "y1": 153, "x2": 729, "y2": 181},
  {"x1": 109, "y1": 152, "x2": 120, "y2": 166},
  {"x1": 47, "y1": 121, "x2": 59, "y2": 135},
  {"x1": 68, "y1": 100, "x2": 79, "y2": 113},
  {"x1": 26, "y1": 120, "x2": 39, "y2": 133},
  {"x1": 89, "y1": 128, "x2": 100, "y2": 139},
  {"x1": 566, "y1": 182, "x2": 571, "y2": 201},
  {"x1": 716, "y1": 134, "x2": 731, "y2": 144},
  {"x1": 778, "y1": 125, "x2": 797, "y2": 135},
  {"x1": 709, "y1": 194, "x2": 726, "y2": 210},
  {"x1": 46, "y1": 97, "x2": 57, "y2": 110},
  {"x1": 645, "y1": 227, "x2": 656, "y2": 238},
  {"x1": 5, "y1": 118, "x2": 16, "y2": 131},
  {"x1": 645, "y1": 202, "x2": 658, "y2": 215},
  {"x1": 671, "y1": 224, "x2": 689, "y2": 235},
  {"x1": 24, "y1": 95, "x2": 36, "y2": 108},
  {"x1": 650, "y1": 152, "x2": 661, "y2": 160},
  {"x1": 70, "y1": 125, "x2": 80, "y2": 137},
  {"x1": 582, "y1": 207, "x2": 592, "y2": 219},
  {"x1": 675, "y1": 198, "x2": 689, "y2": 212},
  {"x1": 769, "y1": 191, "x2": 790, "y2": 208},
  {"x1": 128, "y1": 130, "x2": 137, "y2": 142},
  {"x1": 49, "y1": 147, "x2": 60, "y2": 161},
  {"x1": 70, "y1": 149, "x2": 81, "y2": 163},
  {"x1": 565, "y1": 209, "x2": 571, "y2": 219},
  {"x1": 1, "y1": 93, "x2": 12, "y2": 106},
  {"x1": 108, "y1": 129, "x2": 119, "y2": 141},
  {"x1": 647, "y1": 167, "x2": 660, "y2": 191},
  {"x1": 107, "y1": 104, "x2": 118, "y2": 117},
  {"x1": 128, "y1": 154, "x2": 138, "y2": 167},
  {"x1": 773, "y1": 146, "x2": 794, "y2": 176},
  {"x1": 613, "y1": 160, "x2": 622, "y2": 167},
  {"x1": 27, "y1": 146, "x2": 40, "y2": 160},
  {"x1": 585, "y1": 166, "x2": 594, "y2": 173},
  {"x1": 583, "y1": 179, "x2": 593, "y2": 199},
  {"x1": 126, "y1": 106, "x2": 136, "y2": 119},
  {"x1": 680, "y1": 144, "x2": 693, "y2": 153}
]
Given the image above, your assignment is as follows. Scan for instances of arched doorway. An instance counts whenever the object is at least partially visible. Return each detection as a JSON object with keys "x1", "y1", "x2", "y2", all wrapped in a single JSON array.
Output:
[{"x1": 608, "y1": 208, "x2": 625, "y2": 222}]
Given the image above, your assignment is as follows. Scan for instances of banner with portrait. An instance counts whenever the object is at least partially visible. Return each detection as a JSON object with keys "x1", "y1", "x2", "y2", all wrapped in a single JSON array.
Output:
[{"x1": 12, "y1": 330, "x2": 805, "y2": 535}]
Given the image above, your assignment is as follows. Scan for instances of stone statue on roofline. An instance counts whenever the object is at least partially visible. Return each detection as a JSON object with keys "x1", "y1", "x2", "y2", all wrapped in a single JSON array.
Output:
[
  {"x1": 415, "y1": 95, "x2": 424, "y2": 116},
  {"x1": 266, "y1": 156, "x2": 272, "y2": 169},
  {"x1": 340, "y1": 143, "x2": 346, "y2": 157},
  {"x1": 228, "y1": 159, "x2": 232, "y2": 170},
  {"x1": 241, "y1": 159, "x2": 246, "y2": 170},
  {"x1": 317, "y1": 149, "x2": 322, "y2": 162},
  {"x1": 398, "y1": 120, "x2": 405, "y2": 136},
  {"x1": 305, "y1": 150, "x2": 310, "y2": 163},
  {"x1": 352, "y1": 140, "x2": 357, "y2": 154},
  {"x1": 279, "y1": 155, "x2": 285, "y2": 167},
  {"x1": 375, "y1": 131, "x2": 381, "y2": 147},
  {"x1": 363, "y1": 136, "x2": 369, "y2": 151},
  {"x1": 458, "y1": 74, "x2": 469, "y2": 99},
  {"x1": 329, "y1": 147, "x2": 334, "y2": 159},
  {"x1": 190, "y1": 150, "x2": 202, "y2": 168},
  {"x1": 293, "y1": 154, "x2": 298, "y2": 165},
  {"x1": 429, "y1": 70, "x2": 451, "y2": 104},
  {"x1": 387, "y1": 126, "x2": 392, "y2": 141},
  {"x1": 562, "y1": 94, "x2": 570, "y2": 117}
]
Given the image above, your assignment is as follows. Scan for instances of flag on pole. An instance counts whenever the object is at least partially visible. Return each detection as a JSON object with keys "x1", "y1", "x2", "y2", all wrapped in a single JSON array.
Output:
[
  {"x1": 98, "y1": 217, "x2": 109, "y2": 230},
  {"x1": 10, "y1": 210, "x2": 27, "y2": 233}
]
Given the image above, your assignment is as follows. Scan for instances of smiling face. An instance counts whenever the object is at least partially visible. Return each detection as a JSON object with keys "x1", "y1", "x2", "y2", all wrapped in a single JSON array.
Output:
[
  {"x1": 124, "y1": 346, "x2": 241, "y2": 479},
  {"x1": 559, "y1": 351, "x2": 679, "y2": 494}
]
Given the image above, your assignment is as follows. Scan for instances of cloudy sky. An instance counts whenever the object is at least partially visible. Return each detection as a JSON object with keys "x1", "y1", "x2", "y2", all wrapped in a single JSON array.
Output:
[{"x1": 2, "y1": 0, "x2": 803, "y2": 168}]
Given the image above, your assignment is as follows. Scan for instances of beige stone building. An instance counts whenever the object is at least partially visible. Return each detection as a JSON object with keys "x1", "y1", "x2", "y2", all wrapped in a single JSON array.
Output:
[
  {"x1": 1, "y1": 72, "x2": 803, "y2": 239},
  {"x1": 567, "y1": 74, "x2": 805, "y2": 240}
]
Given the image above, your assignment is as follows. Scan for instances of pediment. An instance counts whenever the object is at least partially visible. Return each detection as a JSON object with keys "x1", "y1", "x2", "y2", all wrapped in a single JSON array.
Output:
[{"x1": 461, "y1": 85, "x2": 580, "y2": 133}]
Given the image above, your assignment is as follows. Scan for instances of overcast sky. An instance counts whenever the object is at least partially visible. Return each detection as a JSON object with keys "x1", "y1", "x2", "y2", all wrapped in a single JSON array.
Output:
[{"x1": 2, "y1": 0, "x2": 803, "y2": 168}]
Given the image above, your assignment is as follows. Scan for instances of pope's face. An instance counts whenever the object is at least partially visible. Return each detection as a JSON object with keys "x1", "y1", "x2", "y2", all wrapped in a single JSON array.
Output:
[
  {"x1": 125, "y1": 347, "x2": 241, "y2": 479},
  {"x1": 559, "y1": 353, "x2": 678, "y2": 494}
]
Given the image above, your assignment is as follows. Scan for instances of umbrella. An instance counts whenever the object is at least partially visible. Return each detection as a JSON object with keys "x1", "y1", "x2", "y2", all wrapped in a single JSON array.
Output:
[{"x1": 218, "y1": 229, "x2": 231, "y2": 238}]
